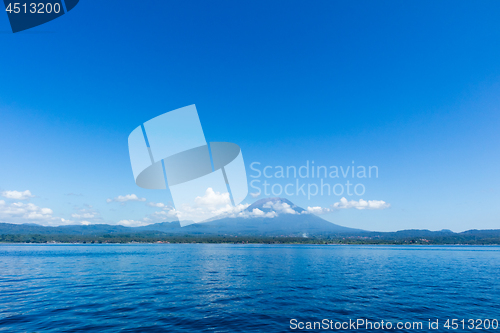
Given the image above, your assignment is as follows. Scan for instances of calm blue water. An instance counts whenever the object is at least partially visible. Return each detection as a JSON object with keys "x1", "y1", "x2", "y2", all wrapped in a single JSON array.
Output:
[{"x1": 0, "y1": 245, "x2": 499, "y2": 332}]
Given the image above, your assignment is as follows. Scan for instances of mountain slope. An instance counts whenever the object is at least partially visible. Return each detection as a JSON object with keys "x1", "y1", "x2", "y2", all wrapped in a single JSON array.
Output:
[
  {"x1": 188, "y1": 197, "x2": 363, "y2": 236},
  {"x1": 0, "y1": 222, "x2": 132, "y2": 235}
]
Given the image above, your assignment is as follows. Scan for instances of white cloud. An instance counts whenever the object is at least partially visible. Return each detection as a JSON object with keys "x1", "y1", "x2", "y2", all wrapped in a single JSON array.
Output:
[
  {"x1": 1, "y1": 190, "x2": 34, "y2": 200},
  {"x1": 152, "y1": 209, "x2": 181, "y2": 219},
  {"x1": 302, "y1": 198, "x2": 391, "y2": 215},
  {"x1": 252, "y1": 208, "x2": 265, "y2": 216},
  {"x1": 40, "y1": 208, "x2": 53, "y2": 215},
  {"x1": 59, "y1": 218, "x2": 92, "y2": 226},
  {"x1": 202, "y1": 200, "x2": 296, "y2": 220},
  {"x1": 0, "y1": 196, "x2": 86, "y2": 226},
  {"x1": 213, "y1": 203, "x2": 251, "y2": 217},
  {"x1": 306, "y1": 206, "x2": 332, "y2": 215},
  {"x1": 107, "y1": 194, "x2": 146, "y2": 203},
  {"x1": 147, "y1": 189, "x2": 255, "y2": 223},
  {"x1": 194, "y1": 188, "x2": 231, "y2": 208},
  {"x1": 147, "y1": 202, "x2": 177, "y2": 221},
  {"x1": 117, "y1": 219, "x2": 150, "y2": 227},
  {"x1": 247, "y1": 208, "x2": 277, "y2": 218},
  {"x1": 71, "y1": 212, "x2": 95, "y2": 219},
  {"x1": 152, "y1": 188, "x2": 233, "y2": 222},
  {"x1": 333, "y1": 197, "x2": 391, "y2": 210},
  {"x1": 263, "y1": 201, "x2": 297, "y2": 214},
  {"x1": 147, "y1": 202, "x2": 166, "y2": 208},
  {"x1": 250, "y1": 192, "x2": 260, "y2": 198},
  {"x1": 0, "y1": 201, "x2": 57, "y2": 225},
  {"x1": 69, "y1": 205, "x2": 103, "y2": 225},
  {"x1": 212, "y1": 205, "x2": 275, "y2": 219}
]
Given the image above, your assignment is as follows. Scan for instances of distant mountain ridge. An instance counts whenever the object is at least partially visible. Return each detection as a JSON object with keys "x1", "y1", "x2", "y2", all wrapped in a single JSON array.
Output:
[
  {"x1": 0, "y1": 197, "x2": 360, "y2": 236},
  {"x1": 1, "y1": 198, "x2": 499, "y2": 241}
]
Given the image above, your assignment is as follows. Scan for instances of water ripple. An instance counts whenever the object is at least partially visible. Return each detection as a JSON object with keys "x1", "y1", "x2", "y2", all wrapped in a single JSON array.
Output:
[{"x1": 0, "y1": 244, "x2": 499, "y2": 332}]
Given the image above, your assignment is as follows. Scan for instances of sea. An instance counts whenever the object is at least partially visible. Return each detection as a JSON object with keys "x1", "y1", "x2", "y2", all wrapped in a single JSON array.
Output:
[{"x1": 0, "y1": 244, "x2": 499, "y2": 332}]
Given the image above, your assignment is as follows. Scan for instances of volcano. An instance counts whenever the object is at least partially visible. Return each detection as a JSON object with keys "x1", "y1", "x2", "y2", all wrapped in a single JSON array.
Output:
[{"x1": 180, "y1": 197, "x2": 364, "y2": 236}]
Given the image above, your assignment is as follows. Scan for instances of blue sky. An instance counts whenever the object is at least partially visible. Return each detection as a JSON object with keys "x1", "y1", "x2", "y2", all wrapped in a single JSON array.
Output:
[{"x1": 1, "y1": 0, "x2": 499, "y2": 231}]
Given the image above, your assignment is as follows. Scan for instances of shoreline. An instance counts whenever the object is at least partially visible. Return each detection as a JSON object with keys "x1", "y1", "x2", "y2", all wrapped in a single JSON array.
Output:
[{"x1": 1, "y1": 241, "x2": 499, "y2": 246}]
